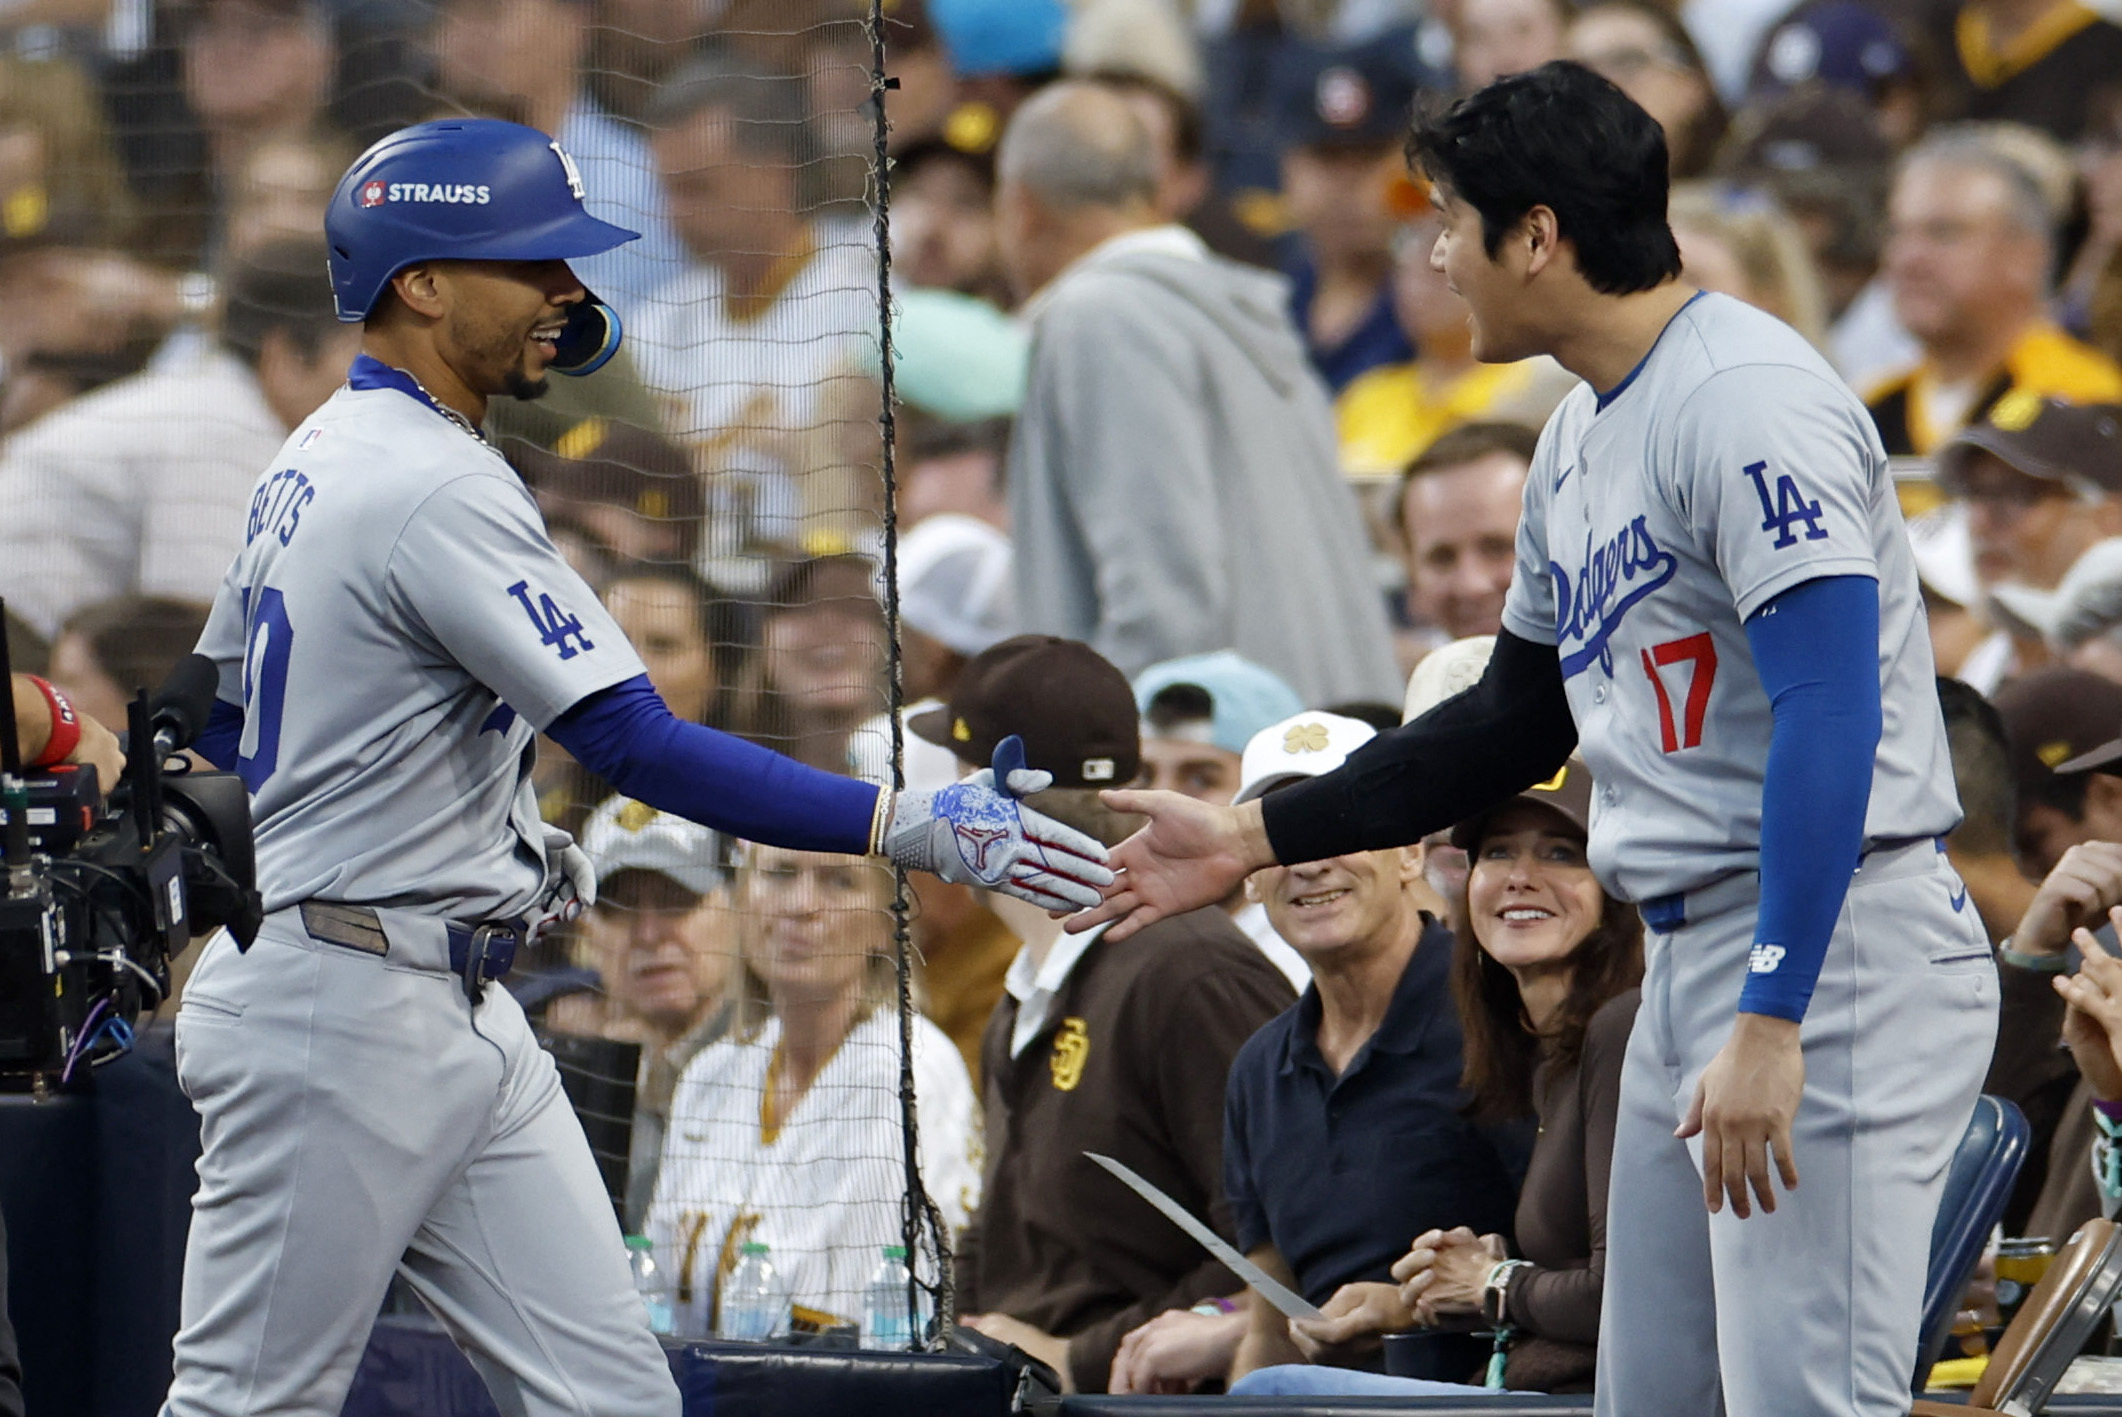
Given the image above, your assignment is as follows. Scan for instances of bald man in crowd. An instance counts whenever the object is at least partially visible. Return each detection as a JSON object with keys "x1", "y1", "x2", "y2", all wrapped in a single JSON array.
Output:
[{"x1": 993, "y1": 81, "x2": 1400, "y2": 708}]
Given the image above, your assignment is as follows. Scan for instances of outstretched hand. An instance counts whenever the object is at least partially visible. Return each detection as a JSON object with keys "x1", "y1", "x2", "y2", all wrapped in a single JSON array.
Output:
[
  {"x1": 1062, "y1": 789, "x2": 1279, "y2": 940},
  {"x1": 884, "y1": 737, "x2": 1114, "y2": 912}
]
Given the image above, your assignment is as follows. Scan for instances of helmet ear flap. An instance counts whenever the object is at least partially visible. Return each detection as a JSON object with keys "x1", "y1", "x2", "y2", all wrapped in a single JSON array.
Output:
[{"x1": 549, "y1": 300, "x2": 621, "y2": 377}]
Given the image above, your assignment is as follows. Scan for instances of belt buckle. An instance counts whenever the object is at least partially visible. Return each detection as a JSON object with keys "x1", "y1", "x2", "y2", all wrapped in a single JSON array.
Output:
[{"x1": 461, "y1": 922, "x2": 518, "y2": 1003}]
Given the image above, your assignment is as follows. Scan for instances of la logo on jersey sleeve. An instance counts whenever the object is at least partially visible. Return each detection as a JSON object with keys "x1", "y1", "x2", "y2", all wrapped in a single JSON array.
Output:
[
  {"x1": 1742, "y1": 461, "x2": 1828, "y2": 548},
  {"x1": 508, "y1": 579, "x2": 595, "y2": 660}
]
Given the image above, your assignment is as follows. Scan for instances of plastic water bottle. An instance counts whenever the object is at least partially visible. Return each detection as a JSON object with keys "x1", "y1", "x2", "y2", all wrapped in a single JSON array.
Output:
[
  {"x1": 718, "y1": 1241, "x2": 789, "y2": 1342},
  {"x1": 626, "y1": 1236, "x2": 674, "y2": 1336},
  {"x1": 861, "y1": 1245, "x2": 927, "y2": 1350}
]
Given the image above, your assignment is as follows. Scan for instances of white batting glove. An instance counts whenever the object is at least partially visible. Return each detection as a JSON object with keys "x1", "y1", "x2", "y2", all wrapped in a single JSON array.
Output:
[
  {"x1": 884, "y1": 736, "x2": 1114, "y2": 912},
  {"x1": 525, "y1": 826, "x2": 596, "y2": 944}
]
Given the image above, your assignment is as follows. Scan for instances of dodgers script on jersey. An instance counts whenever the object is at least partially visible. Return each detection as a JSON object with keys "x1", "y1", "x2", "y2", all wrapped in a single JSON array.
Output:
[
  {"x1": 195, "y1": 377, "x2": 645, "y2": 918},
  {"x1": 1500, "y1": 292, "x2": 1959, "y2": 904}
]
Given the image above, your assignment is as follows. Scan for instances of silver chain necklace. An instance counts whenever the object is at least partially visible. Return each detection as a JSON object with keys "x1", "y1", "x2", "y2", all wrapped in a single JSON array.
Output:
[{"x1": 405, "y1": 370, "x2": 492, "y2": 447}]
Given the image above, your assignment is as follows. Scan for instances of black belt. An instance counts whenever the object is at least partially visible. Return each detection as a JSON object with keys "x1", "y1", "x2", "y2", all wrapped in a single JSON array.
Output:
[{"x1": 298, "y1": 902, "x2": 523, "y2": 1001}]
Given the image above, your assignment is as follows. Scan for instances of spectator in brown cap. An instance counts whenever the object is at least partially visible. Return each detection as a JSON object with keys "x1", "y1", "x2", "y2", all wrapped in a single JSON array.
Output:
[
  {"x1": 920, "y1": 635, "x2": 1295, "y2": 1393},
  {"x1": 1953, "y1": 667, "x2": 2116, "y2": 1236},
  {"x1": 1949, "y1": 403, "x2": 2122, "y2": 680},
  {"x1": 1993, "y1": 665, "x2": 2122, "y2": 876},
  {"x1": 1975, "y1": 681, "x2": 2122, "y2": 1238},
  {"x1": 1940, "y1": 397, "x2": 2122, "y2": 598},
  {"x1": 510, "y1": 417, "x2": 707, "y2": 572}
]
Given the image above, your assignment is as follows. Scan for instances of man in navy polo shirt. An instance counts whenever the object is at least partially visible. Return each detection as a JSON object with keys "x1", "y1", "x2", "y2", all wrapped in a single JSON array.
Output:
[{"x1": 1108, "y1": 709, "x2": 1520, "y2": 1394}]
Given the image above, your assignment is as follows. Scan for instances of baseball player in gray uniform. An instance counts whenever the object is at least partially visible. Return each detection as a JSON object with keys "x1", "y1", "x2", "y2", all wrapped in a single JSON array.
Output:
[
  {"x1": 166, "y1": 119, "x2": 1110, "y2": 1417},
  {"x1": 1074, "y1": 64, "x2": 1995, "y2": 1416}
]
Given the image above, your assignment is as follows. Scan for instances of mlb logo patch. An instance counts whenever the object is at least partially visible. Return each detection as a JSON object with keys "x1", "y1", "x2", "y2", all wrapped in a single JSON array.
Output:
[
  {"x1": 359, "y1": 180, "x2": 388, "y2": 208},
  {"x1": 298, "y1": 428, "x2": 324, "y2": 450}
]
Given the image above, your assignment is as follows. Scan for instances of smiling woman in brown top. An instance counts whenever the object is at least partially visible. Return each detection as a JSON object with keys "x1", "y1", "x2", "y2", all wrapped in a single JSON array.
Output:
[{"x1": 1231, "y1": 758, "x2": 1642, "y2": 1397}]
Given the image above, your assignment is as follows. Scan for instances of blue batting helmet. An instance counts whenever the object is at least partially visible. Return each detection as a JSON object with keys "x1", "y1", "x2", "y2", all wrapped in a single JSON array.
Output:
[{"x1": 326, "y1": 119, "x2": 639, "y2": 374}]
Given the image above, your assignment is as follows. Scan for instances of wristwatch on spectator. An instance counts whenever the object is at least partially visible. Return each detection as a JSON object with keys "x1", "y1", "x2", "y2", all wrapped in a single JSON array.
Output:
[
  {"x1": 1480, "y1": 1259, "x2": 1533, "y2": 1328},
  {"x1": 2094, "y1": 1098, "x2": 2122, "y2": 1201},
  {"x1": 1997, "y1": 936, "x2": 2069, "y2": 973}
]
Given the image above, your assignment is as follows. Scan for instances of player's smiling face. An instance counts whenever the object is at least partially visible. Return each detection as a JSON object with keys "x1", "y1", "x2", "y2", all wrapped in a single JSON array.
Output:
[
  {"x1": 1429, "y1": 185, "x2": 1541, "y2": 364},
  {"x1": 1465, "y1": 805, "x2": 1603, "y2": 974},
  {"x1": 433, "y1": 258, "x2": 585, "y2": 401},
  {"x1": 1253, "y1": 845, "x2": 1424, "y2": 959}
]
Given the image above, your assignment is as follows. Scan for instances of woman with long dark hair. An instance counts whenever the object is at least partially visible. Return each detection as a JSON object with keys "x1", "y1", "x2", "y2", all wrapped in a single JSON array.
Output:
[{"x1": 1233, "y1": 760, "x2": 1641, "y2": 1395}]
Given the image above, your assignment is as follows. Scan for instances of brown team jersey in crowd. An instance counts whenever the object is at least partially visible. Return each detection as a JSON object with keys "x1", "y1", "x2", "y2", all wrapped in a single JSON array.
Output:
[
  {"x1": 1865, "y1": 324, "x2": 2122, "y2": 457},
  {"x1": 954, "y1": 907, "x2": 1296, "y2": 1393},
  {"x1": 1941, "y1": 0, "x2": 2122, "y2": 142}
]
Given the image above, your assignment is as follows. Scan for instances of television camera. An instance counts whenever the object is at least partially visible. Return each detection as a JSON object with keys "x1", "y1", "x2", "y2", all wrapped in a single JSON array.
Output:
[{"x1": 1, "y1": 607, "x2": 260, "y2": 1093}]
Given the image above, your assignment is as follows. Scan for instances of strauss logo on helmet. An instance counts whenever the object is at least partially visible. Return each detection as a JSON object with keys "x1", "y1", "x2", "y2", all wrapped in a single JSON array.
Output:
[{"x1": 359, "y1": 180, "x2": 388, "y2": 208}]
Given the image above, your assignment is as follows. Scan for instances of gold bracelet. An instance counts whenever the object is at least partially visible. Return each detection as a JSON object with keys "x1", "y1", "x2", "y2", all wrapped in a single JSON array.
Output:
[{"x1": 868, "y1": 787, "x2": 896, "y2": 857}]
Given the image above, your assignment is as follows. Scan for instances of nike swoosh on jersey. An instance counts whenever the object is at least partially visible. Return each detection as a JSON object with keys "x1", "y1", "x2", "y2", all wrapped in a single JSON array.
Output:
[
  {"x1": 1936, "y1": 839, "x2": 1968, "y2": 912},
  {"x1": 1553, "y1": 464, "x2": 1574, "y2": 494}
]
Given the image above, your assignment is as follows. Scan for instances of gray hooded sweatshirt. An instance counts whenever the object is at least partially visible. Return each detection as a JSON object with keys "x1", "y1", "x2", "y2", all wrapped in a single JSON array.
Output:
[{"x1": 1007, "y1": 226, "x2": 1402, "y2": 706}]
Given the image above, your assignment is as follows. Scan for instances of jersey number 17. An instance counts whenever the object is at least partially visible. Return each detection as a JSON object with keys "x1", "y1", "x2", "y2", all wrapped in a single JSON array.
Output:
[{"x1": 1641, "y1": 632, "x2": 1716, "y2": 753}]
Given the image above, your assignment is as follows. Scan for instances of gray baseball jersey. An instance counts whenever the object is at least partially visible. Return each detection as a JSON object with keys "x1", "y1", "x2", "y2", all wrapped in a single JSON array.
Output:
[
  {"x1": 1500, "y1": 292, "x2": 1959, "y2": 904},
  {"x1": 195, "y1": 373, "x2": 645, "y2": 918}
]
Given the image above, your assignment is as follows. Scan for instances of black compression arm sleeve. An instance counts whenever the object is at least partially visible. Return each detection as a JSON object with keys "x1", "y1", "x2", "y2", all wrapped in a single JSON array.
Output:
[{"x1": 1259, "y1": 627, "x2": 1578, "y2": 864}]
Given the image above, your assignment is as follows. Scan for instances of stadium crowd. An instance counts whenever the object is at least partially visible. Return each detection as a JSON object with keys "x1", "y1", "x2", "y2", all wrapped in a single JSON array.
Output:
[{"x1": 6, "y1": 0, "x2": 2122, "y2": 1399}]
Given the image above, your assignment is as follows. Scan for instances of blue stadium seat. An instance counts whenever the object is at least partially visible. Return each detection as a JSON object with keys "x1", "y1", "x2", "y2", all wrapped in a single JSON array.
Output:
[{"x1": 1914, "y1": 1095, "x2": 2031, "y2": 1394}]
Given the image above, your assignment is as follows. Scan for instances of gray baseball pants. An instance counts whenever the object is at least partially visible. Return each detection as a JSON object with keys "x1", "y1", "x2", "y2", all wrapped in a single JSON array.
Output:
[
  {"x1": 164, "y1": 909, "x2": 681, "y2": 1417},
  {"x1": 1595, "y1": 840, "x2": 1998, "y2": 1417}
]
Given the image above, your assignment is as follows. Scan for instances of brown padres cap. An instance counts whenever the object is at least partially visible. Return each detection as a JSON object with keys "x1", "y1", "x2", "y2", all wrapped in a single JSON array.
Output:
[
  {"x1": 909, "y1": 635, "x2": 1141, "y2": 788},
  {"x1": 1994, "y1": 666, "x2": 2122, "y2": 784},
  {"x1": 507, "y1": 418, "x2": 705, "y2": 524},
  {"x1": 1935, "y1": 397, "x2": 2122, "y2": 497},
  {"x1": 1450, "y1": 757, "x2": 1597, "y2": 850}
]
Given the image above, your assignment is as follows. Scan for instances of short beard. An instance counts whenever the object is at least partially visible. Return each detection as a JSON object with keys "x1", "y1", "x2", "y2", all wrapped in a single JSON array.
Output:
[{"x1": 504, "y1": 370, "x2": 551, "y2": 402}]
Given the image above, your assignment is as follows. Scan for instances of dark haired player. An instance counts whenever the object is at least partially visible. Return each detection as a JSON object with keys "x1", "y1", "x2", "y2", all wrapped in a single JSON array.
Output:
[
  {"x1": 164, "y1": 120, "x2": 1109, "y2": 1417},
  {"x1": 1073, "y1": 62, "x2": 1993, "y2": 1416}
]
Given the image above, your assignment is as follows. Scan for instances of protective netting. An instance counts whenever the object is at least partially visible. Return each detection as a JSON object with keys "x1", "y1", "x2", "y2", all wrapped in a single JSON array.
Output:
[{"x1": 0, "y1": 0, "x2": 956, "y2": 1349}]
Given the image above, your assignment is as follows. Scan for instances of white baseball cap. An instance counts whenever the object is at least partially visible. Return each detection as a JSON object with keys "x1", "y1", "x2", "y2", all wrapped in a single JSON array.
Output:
[
  {"x1": 1403, "y1": 635, "x2": 1495, "y2": 722},
  {"x1": 579, "y1": 795, "x2": 724, "y2": 897},
  {"x1": 898, "y1": 514, "x2": 1015, "y2": 657},
  {"x1": 1905, "y1": 502, "x2": 1980, "y2": 610},
  {"x1": 1233, "y1": 710, "x2": 1378, "y2": 805}
]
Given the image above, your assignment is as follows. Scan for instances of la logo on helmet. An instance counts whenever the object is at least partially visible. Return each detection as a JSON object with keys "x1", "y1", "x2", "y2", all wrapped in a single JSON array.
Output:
[
  {"x1": 359, "y1": 180, "x2": 388, "y2": 208},
  {"x1": 549, "y1": 142, "x2": 586, "y2": 201}
]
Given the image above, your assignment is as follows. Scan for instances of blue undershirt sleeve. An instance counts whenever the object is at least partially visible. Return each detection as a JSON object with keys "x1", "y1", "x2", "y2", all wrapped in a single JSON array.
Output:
[
  {"x1": 548, "y1": 675, "x2": 880, "y2": 855},
  {"x1": 1738, "y1": 574, "x2": 1882, "y2": 1022},
  {"x1": 196, "y1": 699, "x2": 244, "y2": 772}
]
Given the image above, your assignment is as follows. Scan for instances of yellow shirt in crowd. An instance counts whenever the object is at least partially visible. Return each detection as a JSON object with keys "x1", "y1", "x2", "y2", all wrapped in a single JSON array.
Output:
[{"x1": 1335, "y1": 358, "x2": 1548, "y2": 479}]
